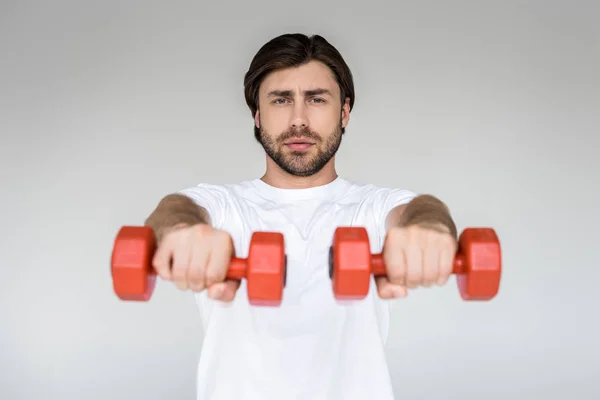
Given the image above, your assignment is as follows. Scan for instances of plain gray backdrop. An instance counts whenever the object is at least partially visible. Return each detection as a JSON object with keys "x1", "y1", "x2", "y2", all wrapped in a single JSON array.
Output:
[{"x1": 1, "y1": 0, "x2": 599, "y2": 399}]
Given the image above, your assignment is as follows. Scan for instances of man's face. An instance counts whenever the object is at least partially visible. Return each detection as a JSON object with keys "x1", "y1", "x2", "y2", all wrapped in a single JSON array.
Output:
[{"x1": 255, "y1": 60, "x2": 350, "y2": 177}]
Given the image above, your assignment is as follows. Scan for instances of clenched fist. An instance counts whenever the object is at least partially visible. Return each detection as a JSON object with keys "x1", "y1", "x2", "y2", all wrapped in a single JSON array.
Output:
[
  {"x1": 152, "y1": 223, "x2": 239, "y2": 301},
  {"x1": 376, "y1": 224, "x2": 458, "y2": 299}
]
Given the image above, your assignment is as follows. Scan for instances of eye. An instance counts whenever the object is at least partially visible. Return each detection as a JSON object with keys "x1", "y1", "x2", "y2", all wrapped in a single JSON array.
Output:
[
  {"x1": 310, "y1": 97, "x2": 326, "y2": 103},
  {"x1": 272, "y1": 98, "x2": 288, "y2": 104}
]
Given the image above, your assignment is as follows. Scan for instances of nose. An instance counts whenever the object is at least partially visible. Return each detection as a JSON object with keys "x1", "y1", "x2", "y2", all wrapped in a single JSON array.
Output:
[{"x1": 290, "y1": 102, "x2": 308, "y2": 129}]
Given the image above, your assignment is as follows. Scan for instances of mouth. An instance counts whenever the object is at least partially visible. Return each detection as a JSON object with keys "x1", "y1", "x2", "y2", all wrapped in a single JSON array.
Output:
[{"x1": 283, "y1": 138, "x2": 315, "y2": 151}]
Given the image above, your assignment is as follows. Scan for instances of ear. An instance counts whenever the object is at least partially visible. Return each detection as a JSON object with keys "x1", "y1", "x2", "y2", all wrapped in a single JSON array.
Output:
[
  {"x1": 254, "y1": 110, "x2": 260, "y2": 128},
  {"x1": 341, "y1": 97, "x2": 351, "y2": 128}
]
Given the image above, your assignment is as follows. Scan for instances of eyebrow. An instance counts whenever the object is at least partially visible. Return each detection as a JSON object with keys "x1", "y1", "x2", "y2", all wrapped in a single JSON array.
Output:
[{"x1": 266, "y1": 88, "x2": 333, "y2": 98}]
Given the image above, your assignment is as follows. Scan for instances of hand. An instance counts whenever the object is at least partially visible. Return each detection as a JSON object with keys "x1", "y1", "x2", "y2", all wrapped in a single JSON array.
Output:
[
  {"x1": 152, "y1": 223, "x2": 240, "y2": 301},
  {"x1": 376, "y1": 224, "x2": 458, "y2": 299}
]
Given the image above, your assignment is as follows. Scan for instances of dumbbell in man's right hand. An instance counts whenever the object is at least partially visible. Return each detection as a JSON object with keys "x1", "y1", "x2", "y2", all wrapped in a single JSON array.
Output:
[{"x1": 111, "y1": 223, "x2": 287, "y2": 306}]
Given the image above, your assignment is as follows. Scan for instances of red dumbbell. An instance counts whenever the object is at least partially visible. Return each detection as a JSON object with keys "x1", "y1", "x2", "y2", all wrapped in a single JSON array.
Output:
[
  {"x1": 110, "y1": 226, "x2": 287, "y2": 306},
  {"x1": 328, "y1": 226, "x2": 501, "y2": 301}
]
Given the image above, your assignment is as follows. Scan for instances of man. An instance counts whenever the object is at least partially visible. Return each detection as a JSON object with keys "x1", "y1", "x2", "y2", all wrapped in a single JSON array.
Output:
[{"x1": 145, "y1": 33, "x2": 458, "y2": 400}]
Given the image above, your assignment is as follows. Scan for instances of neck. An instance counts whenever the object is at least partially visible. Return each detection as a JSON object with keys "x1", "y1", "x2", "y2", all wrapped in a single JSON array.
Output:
[{"x1": 261, "y1": 158, "x2": 338, "y2": 189}]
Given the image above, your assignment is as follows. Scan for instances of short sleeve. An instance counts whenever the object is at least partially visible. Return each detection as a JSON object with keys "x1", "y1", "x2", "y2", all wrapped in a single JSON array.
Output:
[
  {"x1": 177, "y1": 183, "x2": 231, "y2": 229},
  {"x1": 370, "y1": 187, "x2": 417, "y2": 247}
]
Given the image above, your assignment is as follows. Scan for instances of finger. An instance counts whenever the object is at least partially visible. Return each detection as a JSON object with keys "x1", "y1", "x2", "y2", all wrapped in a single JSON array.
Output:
[
  {"x1": 437, "y1": 236, "x2": 455, "y2": 286},
  {"x1": 422, "y1": 234, "x2": 440, "y2": 287},
  {"x1": 207, "y1": 280, "x2": 241, "y2": 302},
  {"x1": 404, "y1": 241, "x2": 423, "y2": 289},
  {"x1": 375, "y1": 276, "x2": 408, "y2": 299},
  {"x1": 187, "y1": 239, "x2": 210, "y2": 292},
  {"x1": 171, "y1": 238, "x2": 192, "y2": 291},
  {"x1": 152, "y1": 235, "x2": 174, "y2": 280},
  {"x1": 205, "y1": 231, "x2": 234, "y2": 287},
  {"x1": 375, "y1": 276, "x2": 391, "y2": 299},
  {"x1": 383, "y1": 228, "x2": 407, "y2": 286}
]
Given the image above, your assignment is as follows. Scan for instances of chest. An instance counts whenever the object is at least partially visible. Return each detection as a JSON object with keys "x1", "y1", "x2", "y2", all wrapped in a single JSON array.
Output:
[
  {"x1": 212, "y1": 196, "x2": 388, "y2": 338},
  {"x1": 222, "y1": 199, "x2": 383, "y2": 295}
]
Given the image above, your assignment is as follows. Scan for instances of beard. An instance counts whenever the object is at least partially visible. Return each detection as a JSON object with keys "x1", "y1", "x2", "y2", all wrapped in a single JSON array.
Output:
[{"x1": 256, "y1": 120, "x2": 343, "y2": 177}]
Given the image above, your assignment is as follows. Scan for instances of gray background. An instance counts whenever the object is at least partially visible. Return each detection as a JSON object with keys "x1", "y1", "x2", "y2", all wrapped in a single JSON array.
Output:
[{"x1": 1, "y1": 0, "x2": 599, "y2": 399}]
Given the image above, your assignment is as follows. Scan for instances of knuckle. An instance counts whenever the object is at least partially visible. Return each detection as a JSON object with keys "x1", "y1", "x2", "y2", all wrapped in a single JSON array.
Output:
[
  {"x1": 194, "y1": 223, "x2": 212, "y2": 237},
  {"x1": 440, "y1": 261, "x2": 452, "y2": 273},
  {"x1": 187, "y1": 267, "x2": 204, "y2": 285},
  {"x1": 382, "y1": 247, "x2": 398, "y2": 262},
  {"x1": 163, "y1": 229, "x2": 183, "y2": 243},
  {"x1": 423, "y1": 267, "x2": 437, "y2": 279},
  {"x1": 384, "y1": 256, "x2": 404, "y2": 277},
  {"x1": 211, "y1": 256, "x2": 230, "y2": 274},
  {"x1": 405, "y1": 269, "x2": 422, "y2": 284},
  {"x1": 406, "y1": 241, "x2": 421, "y2": 252},
  {"x1": 160, "y1": 232, "x2": 174, "y2": 244},
  {"x1": 407, "y1": 225, "x2": 422, "y2": 236},
  {"x1": 205, "y1": 269, "x2": 221, "y2": 284},
  {"x1": 406, "y1": 277, "x2": 420, "y2": 286},
  {"x1": 189, "y1": 280, "x2": 205, "y2": 292},
  {"x1": 385, "y1": 227, "x2": 404, "y2": 244},
  {"x1": 386, "y1": 264, "x2": 404, "y2": 281},
  {"x1": 154, "y1": 264, "x2": 169, "y2": 277},
  {"x1": 216, "y1": 229, "x2": 230, "y2": 240},
  {"x1": 429, "y1": 235, "x2": 442, "y2": 247},
  {"x1": 216, "y1": 230, "x2": 233, "y2": 250},
  {"x1": 152, "y1": 255, "x2": 165, "y2": 271},
  {"x1": 443, "y1": 234, "x2": 457, "y2": 249},
  {"x1": 388, "y1": 226, "x2": 402, "y2": 238},
  {"x1": 172, "y1": 264, "x2": 188, "y2": 279},
  {"x1": 423, "y1": 273, "x2": 437, "y2": 285},
  {"x1": 387, "y1": 274, "x2": 403, "y2": 285}
]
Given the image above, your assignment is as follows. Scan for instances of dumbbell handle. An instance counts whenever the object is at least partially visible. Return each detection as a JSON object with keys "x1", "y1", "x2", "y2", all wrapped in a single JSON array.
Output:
[
  {"x1": 225, "y1": 258, "x2": 247, "y2": 280},
  {"x1": 370, "y1": 253, "x2": 467, "y2": 276}
]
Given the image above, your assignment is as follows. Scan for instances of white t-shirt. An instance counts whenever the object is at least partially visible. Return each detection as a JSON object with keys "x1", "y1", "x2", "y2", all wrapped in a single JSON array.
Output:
[{"x1": 179, "y1": 177, "x2": 416, "y2": 400}]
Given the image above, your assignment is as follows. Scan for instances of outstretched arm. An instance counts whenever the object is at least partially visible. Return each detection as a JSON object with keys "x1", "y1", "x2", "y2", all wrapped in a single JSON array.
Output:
[
  {"x1": 377, "y1": 194, "x2": 458, "y2": 299},
  {"x1": 385, "y1": 194, "x2": 457, "y2": 240},
  {"x1": 144, "y1": 193, "x2": 211, "y2": 243}
]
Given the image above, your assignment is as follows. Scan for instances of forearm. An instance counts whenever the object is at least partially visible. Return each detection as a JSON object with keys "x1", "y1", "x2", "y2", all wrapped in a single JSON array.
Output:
[
  {"x1": 388, "y1": 194, "x2": 457, "y2": 241},
  {"x1": 144, "y1": 194, "x2": 210, "y2": 242}
]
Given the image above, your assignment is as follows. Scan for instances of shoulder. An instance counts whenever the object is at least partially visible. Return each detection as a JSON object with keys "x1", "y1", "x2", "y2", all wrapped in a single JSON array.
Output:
[{"x1": 176, "y1": 180, "x2": 254, "y2": 227}]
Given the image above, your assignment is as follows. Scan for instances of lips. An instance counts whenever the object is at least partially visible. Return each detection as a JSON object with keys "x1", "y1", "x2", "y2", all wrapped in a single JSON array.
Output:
[
  {"x1": 283, "y1": 137, "x2": 315, "y2": 151},
  {"x1": 284, "y1": 138, "x2": 315, "y2": 145},
  {"x1": 285, "y1": 142, "x2": 314, "y2": 151}
]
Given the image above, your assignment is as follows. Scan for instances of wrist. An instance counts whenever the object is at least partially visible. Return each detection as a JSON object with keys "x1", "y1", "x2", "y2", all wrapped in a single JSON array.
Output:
[
  {"x1": 164, "y1": 222, "x2": 191, "y2": 233},
  {"x1": 398, "y1": 195, "x2": 457, "y2": 240}
]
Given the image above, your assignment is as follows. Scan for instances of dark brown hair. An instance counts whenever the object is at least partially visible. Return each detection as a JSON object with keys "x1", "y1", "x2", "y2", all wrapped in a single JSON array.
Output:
[{"x1": 244, "y1": 33, "x2": 355, "y2": 132}]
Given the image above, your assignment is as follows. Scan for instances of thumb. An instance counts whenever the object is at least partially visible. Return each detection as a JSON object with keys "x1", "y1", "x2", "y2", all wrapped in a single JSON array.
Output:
[
  {"x1": 207, "y1": 280, "x2": 241, "y2": 302},
  {"x1": 374, "y1": 276, "x2": 408, "y2": 299}
]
